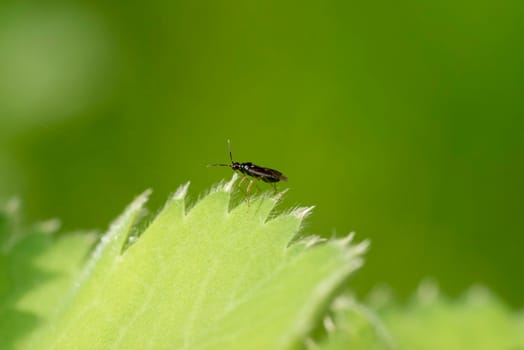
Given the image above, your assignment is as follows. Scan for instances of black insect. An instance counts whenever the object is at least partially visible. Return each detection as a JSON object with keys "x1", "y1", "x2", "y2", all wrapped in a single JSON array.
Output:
[{"x1": 208, "y1": 140, "x2": 287, "y2": 193}]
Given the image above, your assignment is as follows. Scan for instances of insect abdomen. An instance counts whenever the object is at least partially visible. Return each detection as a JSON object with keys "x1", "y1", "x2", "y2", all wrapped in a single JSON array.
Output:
[{"x1": 261, "y1": 176, "x2": 280, "y2": 183}]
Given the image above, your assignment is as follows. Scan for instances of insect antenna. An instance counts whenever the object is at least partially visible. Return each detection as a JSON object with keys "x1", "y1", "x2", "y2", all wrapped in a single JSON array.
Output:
[
  {"x1": 207, "y1": 163, "x2": 231, "y2": 168},
  {"x1": 227, "y1": 139, "x2": 234, "y2": 163}
]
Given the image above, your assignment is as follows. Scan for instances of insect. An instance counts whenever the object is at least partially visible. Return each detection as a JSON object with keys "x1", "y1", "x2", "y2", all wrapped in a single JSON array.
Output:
[{"x1": 208, "y1": 140, "x2": 288, "y2": 193}]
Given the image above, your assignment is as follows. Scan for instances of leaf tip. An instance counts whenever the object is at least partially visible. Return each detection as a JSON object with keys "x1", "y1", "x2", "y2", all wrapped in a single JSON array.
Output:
[
  {"x1": 222, "y1": 173, "x2": 239, "y2": 192},
  {"x1": 367, "y1": 285, "x2": 394, "y2": 308},
  {"x1": 133, "y1": 189, "x2": 153, "y2": 209},
  {"x1": 334, "y1": 232, "x2": 370, "y2": 257},
  {"x1": 291, "y1": 206, "x2": 315, "y2": 220},
  {"x1": 353, "y1": 239, "x2": 370, "y2": 255},
  {"x1": 304, "y1": 337, "x2": 319, "y2": 350},
  {"x1": 336, "y1": 231, "x2": 356, "y2": 246},
  {"x1": 3, "y1": 196, "x2": 21, "y2": 216},
  {"x1": 331, "y1": 295, "x2": 354, "y2": 311},
  {"x1": 416, "y1": 278, "x2": 439, "y2": 304},
  {"x1": 105, "y1": 189, "x2": 151, "y2": 244},
  {"x1": 323, "y1": 315, "x2": 336, "y2": 334},
  {"x1": 36, "y1": 218, "x2": 62, "y2": 234},
  {"x1": 273, "y1": 188, "x2": 289, "y2": 202},
  {"x1": 298, "y1": 235, "x2": 327, "y2": 248},
  {"x1": 173, "y1": 182, "x2": 190, "y2": 200},
  {"x1": 466, "y1": 285, "x2": 491, "y2": 305}
]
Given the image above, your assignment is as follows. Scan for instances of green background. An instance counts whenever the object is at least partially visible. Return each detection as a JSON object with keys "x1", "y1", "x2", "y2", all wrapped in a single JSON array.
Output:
[{"x1": 1, "y1": 1, "x2": 523, "y2": 307}]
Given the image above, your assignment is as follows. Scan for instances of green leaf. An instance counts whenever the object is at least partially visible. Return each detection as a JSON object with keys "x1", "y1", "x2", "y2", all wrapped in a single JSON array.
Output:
[
  {"x1": 311, "y1": 283, "x2": 524, "y2": 350},
  {"x1": 370, "y1": 282, "x2": 524, "y2": 350},
  {"x1": 304, "y1": 295, "x2": 395, "y2": 350},
  {"x1": 0, "y1": 199, "x2": 96, "y2": 350},
  {"x1": 4, "y1": 179, "x2": 523, "y2": 350},
  {"x1": 30, "y1": 176, "x2": 367, "y2": 349}
]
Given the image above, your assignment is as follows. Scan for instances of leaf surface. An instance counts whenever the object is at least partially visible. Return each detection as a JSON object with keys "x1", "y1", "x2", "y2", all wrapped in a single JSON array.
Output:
[
  {"x1": 0, "y1": 199, "x2": 95, "y2": 350},
  {"x1": 35, "y1": 177, "x2": 367, "y2": 349}
]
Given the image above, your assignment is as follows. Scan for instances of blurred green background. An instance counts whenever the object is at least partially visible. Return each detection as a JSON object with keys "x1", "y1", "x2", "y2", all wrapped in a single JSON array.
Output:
[{"x1": 0, "y1": 1, "x2": 522, "y2": 307}]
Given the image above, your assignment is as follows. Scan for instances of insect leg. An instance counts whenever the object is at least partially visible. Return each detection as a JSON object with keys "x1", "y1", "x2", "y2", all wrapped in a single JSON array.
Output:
[
  {"x1": 246, "y1": 179, "x2": 255, "y2": 193},
  {"x1": 241, "y1": 179, "x2": 255, "y2": 207},
  {"x1": 238, "y1": 175, "x2": 248, "y2": 188}
]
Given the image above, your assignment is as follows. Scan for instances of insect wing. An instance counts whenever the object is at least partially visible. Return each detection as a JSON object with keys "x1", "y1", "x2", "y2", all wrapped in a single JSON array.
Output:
[{"x1": 248, "y1": 164, "x2": 287, "y2": 182}]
